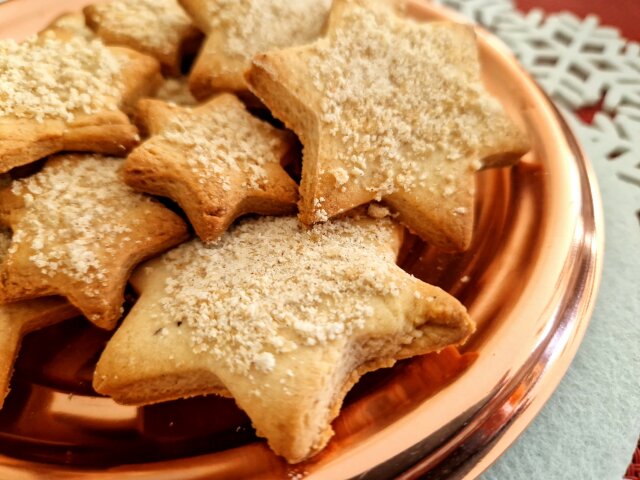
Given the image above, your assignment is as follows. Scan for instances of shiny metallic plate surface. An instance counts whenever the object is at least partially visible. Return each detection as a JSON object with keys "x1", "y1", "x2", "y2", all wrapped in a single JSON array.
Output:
[{"x1": 0, "y1": 1, "x2": 603, "y2": 478}]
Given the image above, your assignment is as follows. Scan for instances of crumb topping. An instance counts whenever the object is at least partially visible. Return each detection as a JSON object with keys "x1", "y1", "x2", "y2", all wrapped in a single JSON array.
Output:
[
  {"x1": 367, "y1": 203, "x2": 391, "y2": 219},
  {"x1": 155, "y1": 216, "x2": 403, "y2": 375},
  {"x1": 155, "y1": 78, "x2": 197, "y2": 106},
  {"x1": 206, "y1": 0, "x2": 331, "y2": 63},
  {"x1": 89, "y1": 0, "x2": 192, "y2": 53},
  {"x1": 158, "y1": 98, "x2": 285, "y2": 191},
  {"x1": 0, "y1": 32, "x2": 121, "y2": 122},
  {"x1": 7, "y1": 157, "x2": 155, "y2": 305},
  {"x1": 306, "y1": 1, "x2": 504, "y2": 201}
]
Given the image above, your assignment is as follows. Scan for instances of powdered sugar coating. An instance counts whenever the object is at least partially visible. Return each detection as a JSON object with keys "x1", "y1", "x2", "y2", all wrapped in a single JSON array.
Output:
[
  {"x1": 7, "y1": 157, "x2": 152, "y2": 299},
  {"x1": 306, "y1": 1, "x2": 505, "y2": 201},
  {"x1": 206, "y1": 0, "x2": 331, "y2": 63},
  {"x1": 159, "y1": 98, "x2": 284, "y2": 190},
  {"x1": 0, "y1": 32, "x2": 121, "y2": 123},
  {"x1": 89, "y1": 0, "x2": 193, "y2": 54},
  {"x1": 155, "y1": 216, "x2": 403, "y2": 374}
]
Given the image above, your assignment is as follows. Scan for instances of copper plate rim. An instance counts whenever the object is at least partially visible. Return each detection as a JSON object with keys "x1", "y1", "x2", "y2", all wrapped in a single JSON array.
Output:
[{"x1": 0, "y1": 1, "x2": 604, "y2": 479}]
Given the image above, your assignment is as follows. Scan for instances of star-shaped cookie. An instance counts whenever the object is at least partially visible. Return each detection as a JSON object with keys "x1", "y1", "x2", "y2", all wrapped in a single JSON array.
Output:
[
  {"x1": 84, "y1": 0, "x2": 202, "y2": 75},
  {"x1": 0, "y1": 154, "x2": 189, "y2": 330},
  {"x1": 246, "y1": 0, "x2": 530, "y2": 252},
  {"x1": 123, "y1": 94, "x2": 298, "y2": 242},
  {"x1": 179, "y1": 0, "x2": 332, "y2": 99},
  {"x1": 0, "y1": 30, "x2": 162, "y2": 174},
  {"x1": 0, "y1": 227, "x2": 81, "y2": 408},
  {"x1": 93, "y1": 215, "x2": 473, "y2": 463}
]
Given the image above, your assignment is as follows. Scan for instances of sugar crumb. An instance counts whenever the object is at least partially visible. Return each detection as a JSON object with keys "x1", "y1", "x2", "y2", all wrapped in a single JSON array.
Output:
[
  {"x1": 0, "y1": 32, "x2": 121, "y2": 122},
  {"x1": 306, "y1": 1, "x2": 505, "y2": 198},
  {"x1": 206, "y1": 0, "x2": 331, "y2": 63},
  {"x1": 89, "y1": 0, "x2": 192, "y2": 54},
  {"x1": 156, "y1": 216, "x2": 402, "y2": 375}
]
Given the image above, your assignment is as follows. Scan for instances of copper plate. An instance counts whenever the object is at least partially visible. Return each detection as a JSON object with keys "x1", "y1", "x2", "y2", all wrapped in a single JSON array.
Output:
[{"x1": 0, "y1": 1, "x2": 604, "y2": 478}]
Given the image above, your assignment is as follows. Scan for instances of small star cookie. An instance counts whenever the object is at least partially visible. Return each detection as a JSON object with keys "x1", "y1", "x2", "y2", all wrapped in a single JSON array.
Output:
[
  {"x1": 0, "y1": 154, "x2": 189, "y2": 330},
  {"x1": 84, "y1": 0, "x2": 202, "y2": 75},
  {"x1": 123, "y1": 94, "x2": 298, "y2": 242},
  {"x1": 0, "y1": 30, "x2": 162, "y2": 174},
  {"x1": 180, "y1": 0, "x2": 331, "y2": 98},
  {"x1": 246, "y1": 0, "x2": 530, "y2": 251},
  {"x1": 93, "y1": 215, "x2": 473, "y2": 463}
]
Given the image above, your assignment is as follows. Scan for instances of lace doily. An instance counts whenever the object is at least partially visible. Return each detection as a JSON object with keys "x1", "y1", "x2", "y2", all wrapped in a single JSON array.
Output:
[{"x1": 436, "y1": 0, "x2": 640, "y2": 187}]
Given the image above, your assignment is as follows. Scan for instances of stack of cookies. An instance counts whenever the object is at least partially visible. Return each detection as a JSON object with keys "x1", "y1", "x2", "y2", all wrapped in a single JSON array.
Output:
[{"x1": 0, "y1": 0, "x2": 529, "y2": 463}]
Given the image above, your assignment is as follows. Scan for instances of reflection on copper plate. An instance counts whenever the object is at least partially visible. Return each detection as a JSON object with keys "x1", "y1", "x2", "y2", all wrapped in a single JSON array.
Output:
[{"x1": 0, "y1": 0, "x2": 603, "y2": 478}]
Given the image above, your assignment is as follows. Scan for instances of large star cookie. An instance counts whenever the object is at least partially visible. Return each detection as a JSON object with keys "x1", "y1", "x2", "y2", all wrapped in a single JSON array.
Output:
[
  {"x1": 0, "y1": 227, "x2": 80, "y2": 408},
  {"x1": 0, "y1": 30, "x2": 162, "y2": 174},
  {"x1": 180, "y1": 0, "x2": 331, "y2": 99},
  {"x1": 0, "y1": 154, "x2": 189, "y2": 330},
  {"x1": 246, "y1": 0, "x2": 530, "y2": 252},
  {"x1": 93, "y1": 215, "x2": 473, "y2": 463},
  {"x1": 84, "y1": 0, "x2": 202, "y2": 75},
  {"x1": 123, "y1": 94, "x2": 298, "y2": 242}
]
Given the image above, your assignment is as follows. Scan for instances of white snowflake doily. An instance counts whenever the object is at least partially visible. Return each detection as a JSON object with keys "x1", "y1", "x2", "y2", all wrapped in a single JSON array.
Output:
[{"x1": 435, "y1": 0, "x2": 640, "y2": 187}]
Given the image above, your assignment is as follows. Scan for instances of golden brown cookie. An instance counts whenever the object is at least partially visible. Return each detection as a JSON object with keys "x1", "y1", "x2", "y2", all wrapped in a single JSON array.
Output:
[
  {"x1": 93, "y1": 215, "x2": 473, "y2": 463},
  {"x1": 246, "y1": 0, "x2": 530, "y2": 251},
  {"x1": 84, "y1": 0, "x2": 202, "y2": 75},
  {"x1": 180, "y1": 0, "x2": 332, "y2": 99},
  {"x1": 124, "y1": 94, "x2": 298, "y2": 242},
  {"x1": 0, "y1": 30, "x2": 162, "y2": 174},
  {"x1": 0, "y1": 154, "x2": 189, "y2": 330}
]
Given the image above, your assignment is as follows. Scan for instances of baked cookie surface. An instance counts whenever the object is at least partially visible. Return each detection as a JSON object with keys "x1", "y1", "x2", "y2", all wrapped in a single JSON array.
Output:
[
  {"x1": 0, "y1": 154, "x2": 189, "y2": 329},
  {"x1": 124, "y1": 94, "x2": 298, "y2": 242},
  {"x1": 247, "y1": 0, "x2": 530, "y2": 251},
  {"x1": 0, "y1": 31, "x2": 162, "y2": 173},
  {"x1": 84, "y1": 0, "x2": 202, "y2": 75},
  {"x1": 94, "y1": 215, "x2": 473, "y2": 463},
  {"x1": 180, "y1": 0, "x2": 331, "y2": 98}
]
